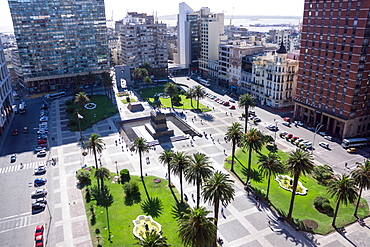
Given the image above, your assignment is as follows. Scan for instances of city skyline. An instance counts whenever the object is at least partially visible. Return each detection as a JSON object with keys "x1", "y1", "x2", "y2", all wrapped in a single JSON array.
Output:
[{"x1": 0, "y1": 0, "x2": 304, "y2": 32}]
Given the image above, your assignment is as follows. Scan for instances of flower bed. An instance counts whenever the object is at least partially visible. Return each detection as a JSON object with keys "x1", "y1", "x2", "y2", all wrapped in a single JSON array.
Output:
[
  {"x1": 117, "y1": 92, "x2": 129, "y2": 97},
  {"x1": 84, "y1": 103, "x2": 97, "y2": 110},
  {"x1": 275, "y1": 175, "x2": 308, "y2": 195},
  {"x1": 157, "y1": 93, "x2": 170, "y2": 98},
  {"x1": 132, "y1": 215, "x2": 162, "y2": 240}
]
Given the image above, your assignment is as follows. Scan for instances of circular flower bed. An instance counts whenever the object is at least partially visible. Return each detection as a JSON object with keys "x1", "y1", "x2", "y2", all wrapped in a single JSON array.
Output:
[
  {"x1": 84, "y1": 103, "x2": 97, "y2": 110},
  {"x1": 153, "y1": 179, "x2": 161, "y2": 183},
  {"x1": 156, "y1": 93, "x2": 170, "y2": 99}
]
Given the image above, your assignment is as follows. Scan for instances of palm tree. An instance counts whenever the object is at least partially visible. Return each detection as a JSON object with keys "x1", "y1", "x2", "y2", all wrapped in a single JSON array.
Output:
[
  {"x1": 327, "y1": 174, "x2": 358, "y2": 227},
  {"x1": 84, "y1": 133, "x2": 105, "y2": 187},
  {"x1": 177, "y1": 206, "x2": 216, "y2": 247},
  {"x1": 185, "y1": 88, "x2": 195, "y2": 108},
  {"x1": 95, "y1": 167, "x2": 110, "y2": 191},
  {"x1": 193, "y1": 85, "x2": 205, "y2": 110},
  {"x1": 286, "y1": 149, "x2": 314, "y2": 220},
  {"x1": 101, "y1": 72, "x2": 113, "y2": 98},
  {"x1": 135, "y1": 230, "x2": 170, "y2": 247},
  {"x1": 74, "y1": 91, "x2": 90, "y2": 115},
  {"x1": 238, "y1": 94, "x2": 256, "y2": 133},
  {"x1": 202, "y1": 171, "x2": 235, "y2": 245},
  {"x1": 131, "y1": 138, "x2": 150, "y2": 179},
  {"x1": 350, "y1": 159, "x2": 370, "y2": 216},
  {"x1": 170, "y1": 151, "x2": 190, "y2": 203},
  {"x1": 143, "y1": 76, "x2": 152, "y2": 88},
  {"x1": 159, "y1": 149, "x2": 174, "y2": 188},
  {"x1": 242, "y1": 128, "x2": 264, "y2": 185},
  {"x1": 164, "y1": 83, "x2": 179, "y2": 108},
  {"x1": 225, "y1": 122, "x2": 243, "y2": 172},
  {"x1": 258, "y1": 152, "x2": 284, "y2": 199},
  {"x1": 185, "y1": 153, "x2": 214, "y2": 207}
]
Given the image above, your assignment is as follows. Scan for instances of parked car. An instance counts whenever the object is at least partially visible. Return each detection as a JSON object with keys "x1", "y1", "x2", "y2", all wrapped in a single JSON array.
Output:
[
  {"x1": 229, "y1": 99, "x2": 236, "y2": 103},
  {"x1": 34, "y1": 166, "x2": 47, "y2": 175},
  {"x1": 37, "y1": 150, "x2": 47, "y2": 157},
  {"x1": 35, "y1": 146, "x2": 47, "y2": 153},
  {"x1": 286, "y1": 133, "x2": 293, "y2": 139},
  {"x1": 229, "y1": 105, "x2": 236, "y2": 109},
  {"x1": 253, "y1": 117, "x2": 261, "y2": 122},
  {"x1": 347, "y1": 148, "x2": 356, "y2": 153},
  {"x1": 38, "y1": 139, "x2": 47, "y2": 144},
  {"x1": 35, "y1": 235, "x2": 44, "y2": 247},
  {"x1": 10, "y1": 154, "x2": 16, "y2": 163},
  {"x1": 324, "y1": 136, "x2": 333, "y2": 141},
  {"x1": 292, "y1": 136, "x2": 299, "y2": 141},
  {"x1": 35, "y1": 198, "x2": 47, "y2": 205},
  {"x1": 294, "y1": 121, "x2": 304, "y2": 126},
  {"x1": 283, "y1": 117, "x2": 291, "y2": 122},
  {"x1": 280, "y1": 131, "x2": 288, "y2": 137},
  {"x1": 282, "y1": 121, "x2": 291, "y2": 127},
  {"x1": 223, "y1": 101, "x2": 230, "y2": 106},
  {"x1": 319, "y1": 142, "x2": 329, "y2": 149},
  {"x1": 31, "y1": 189, "x2": 48, "y2": 198},
  {"x1": 266, "y1": 125, "x2": 278, "y2": 131},
  {"x1": 34, "y1": 178, "x2": 47, "y2": 186},
  {"x1": 40, "y1": 103, "x2": 48, "y2": 110},
  {"x1": 39, "y1": 116, "x2": 48, "y2": 122},
  {"x1": 12, "y1": 129, "x2": 18, "y2": 136},
  {"x1": 319, "y1": 131, "x2": 326, "y2": 136},
  {"x1": 34, "y1": 225, "x2": 44, "y2": 237},
  {"x1": 32, "y1": 202, "x2": 46, "y2": 210}
]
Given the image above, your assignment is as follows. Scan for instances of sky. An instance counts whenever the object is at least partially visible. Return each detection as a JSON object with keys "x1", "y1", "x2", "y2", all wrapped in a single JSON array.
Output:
[{"x1": 0, "y1": 0, "x2": 304, "y2": 32}]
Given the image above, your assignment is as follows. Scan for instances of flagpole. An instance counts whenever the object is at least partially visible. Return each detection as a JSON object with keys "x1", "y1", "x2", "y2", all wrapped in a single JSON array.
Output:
[{"x1": 77, "y1": 111, "x2": 83, "y2": 145}]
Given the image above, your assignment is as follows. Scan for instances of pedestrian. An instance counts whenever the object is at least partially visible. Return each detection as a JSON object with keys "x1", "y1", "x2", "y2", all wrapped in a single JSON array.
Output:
[
  {"x1": 268, "y1": 220, "x2": 271, "y2": 225},
  {"x1": 210, "y1": 133, "x2": 212, "y2": 137},
  {"x1": 230, "y1": 112, "x2": 233, "y2": 117},
  {"x1": 221, "y1": 207, "x2": 224, "y2": 214},
  {"x1": 226, "y1": 112, "x2": 228, "y2": 116},
  {"x1": 345, "y1": 162, "x2": 348, "y2": 167},
  {"x1": 217, "y1": 138, "x2": 220, "y2": 143},
  {"x1": 255, "y1": 202, "x2": 259, "y2": 208},
  {"x1": 200, "y1": 119, "x2": 203, "y2": 124}
]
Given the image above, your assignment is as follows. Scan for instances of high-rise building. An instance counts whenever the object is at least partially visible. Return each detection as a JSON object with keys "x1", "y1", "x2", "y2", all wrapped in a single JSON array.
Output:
[
  {"x1": 7, "y1": 0, "x2": 110, "y2": 93},
  {"x1": 294, "y1": 0, "x2": 370, "y2": 138},
  {"x1": 116, "y1": 12, "x2": 168, "y2": 78},
  {"x1": 0, "y1": 39, "x2": 14, "y2": 135}
]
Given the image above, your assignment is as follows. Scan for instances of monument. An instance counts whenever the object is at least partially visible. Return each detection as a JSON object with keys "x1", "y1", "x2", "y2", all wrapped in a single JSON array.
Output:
[{"x1": 145, "y1": 109, "x2": 174, "y2": 138}]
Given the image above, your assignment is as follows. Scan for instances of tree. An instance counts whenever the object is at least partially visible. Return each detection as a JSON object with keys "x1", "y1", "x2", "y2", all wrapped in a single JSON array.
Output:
[
  {"x1": 95, "y1": 167, "x2": 110, "y2": 191},
  {"x1": 193, "y1": 85, "x2": 205, "y2": 110},
  {"x1": 143, "y1": 76, "x2": 152, "y2": 88},
  {"x1": 170, "y1": 151, "x2": 190, "y2": 203},
  {"x1": 286, "y1": 149, "x2": 314, "y2": 220},
  {"x1": 185, "y1": 153, "x2": 214, "y2": 207},
  {"x1": 84, "y1": 133, "x2": 105, "y2": 188},
  {"x1": 258, "y1": 152, "x2": 284, "y2": 199},
  {"x1": 327, "y1": 174, "x2": 358, "y2": 226},
  {"x1": 159, "y1": 149, "x2": 174, "y2": 188},
  {"x1": 133, "y1": 68, "x2": 148, "y2": 82},
  {"x1": 177, "y1": 206, "x2": 216, "y2": 247},
  {"x1": 225, "y1": 122, "x2": 243, "y2": 172},
  {"x1": 131, "y1": 138, "x2": 150, "y2": 179},
  {"x1": 74, "y1": 92, "x2": 90, "y2": 115},
  {"x1": 101, "y1": 72, "x2": 113, "y2": 98},
  {"x1": 164, "y1": 83, "x2": 179, "y2": 108},
  {"x1": 242, "y1": 128, "x2": 264, "y2": 185},
  {"x1": 185, "y1": 88, "x2": 195, "y2": 108},
  {"x1": 238, "y1": 94, "x2": 256, "y2": 133},
  {"x1": 202, "y1": 171, "x2": 235, "y2": 245},
  {"x1": 350, "y1": 159, "x2": 370, "y2": 216},
  {"x1": 135, "y1": 230, "x2": 170, "y2": 247}
]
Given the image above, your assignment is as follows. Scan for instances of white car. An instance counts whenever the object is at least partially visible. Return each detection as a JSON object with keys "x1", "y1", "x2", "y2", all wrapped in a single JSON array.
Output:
[
  {"x1": 319, "y1": 142, "x2": 329, "y2": 149},
  {"x1": 37, "y1": 150, "x2": 47, "y2": 157},
  {"x1": 39, "y1": 116, "x2": 49, "y2": 122},
  {"x1": 324, "y1": 136, "x2": 332, "y2": 141},
  {"x1": 319, "y1": 131, "x2": 326, "y2": 136},
  {"x1": 282, "y1": 121, "x2": 291, "y2": 127},
  {"x1": 31, "y1": 188, "x2": 48, "y2": 198},
  {"x1": 34, "y1": 166, "x2": 47, "y2": 174}
]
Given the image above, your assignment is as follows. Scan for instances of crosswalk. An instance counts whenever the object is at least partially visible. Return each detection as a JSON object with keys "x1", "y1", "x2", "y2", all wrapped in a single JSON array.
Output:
[
  {"x1": 0, "y1": 213, "x2": 43, "y2": 234},
  {"x1": 0, "y1": 161, "x2": 47, "y2": 174}
]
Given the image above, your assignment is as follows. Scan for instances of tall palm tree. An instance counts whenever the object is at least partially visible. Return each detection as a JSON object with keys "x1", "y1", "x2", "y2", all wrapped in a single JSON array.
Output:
[
  {"x1": 135, "y1": 230, "x2": 170, "y2": 247},
  {"x1": 350, "y1": 159, "x2": 370, "y2": 216},
  {"x1": 202, "y1": 171, "x2": 235, "y2": 245},
  {"x1": 131, "y1": 138, "x2": 150, "y2": 179},
  {"x1": 193, "y1": 85, "x2": 205, "y2": 110},
  {"x1": 84, "y1": 133, "x2": 105, "y2": 187},
  {"x1": 159, "y1": 149, "x2": 174, "y2": 188},
  {"x1": 74, "y1": 91, "x2": 90, "y2": 115},
  {"x1": 170, "y1": 151, "x2": 190, "y2": 203},
  {"x1": 177, "y1": 206, "x2": 216, "y2": 247},
  {"x1": 225, "y1": 122, "x2": 244, "y2": 172},
  {"x1": 185, "y1": 88, "x2": 195, "y2": 108},
  {"x1": 164, "y1": 83, "x2": 179, "y2": 108},
  {"x1": 258, "y1": 152, "x2": 284, "y2": 199},
  {"x1": 238, "y1": 93, "x2": 256, "y2": 133},
  {"x1": 95, "y1": 167, "x2": 110, "y2": 191},
  {"x1": 327, "y1": 174, "x2": 358, "y2": 227},
  {"x1": 286, "y1": 149, "x2": 314, "y2": 220},
  {"x1": 185, "y1": 153, "x2": 214, "y2": 207},
  {"x1": 242, "y1": 128, "x2": 264, "y2": 185},
  {"x1": 143, "y1": 76, "x2": 152, "y2": 88},
  {"x1": 101, "y1": 72, "x2": 113, "y2": 98}
]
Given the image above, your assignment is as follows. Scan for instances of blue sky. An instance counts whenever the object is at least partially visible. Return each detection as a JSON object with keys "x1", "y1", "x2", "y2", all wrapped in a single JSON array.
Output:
[{"x1": 0, "y1": 0, "x2": 304, "y2": 32}]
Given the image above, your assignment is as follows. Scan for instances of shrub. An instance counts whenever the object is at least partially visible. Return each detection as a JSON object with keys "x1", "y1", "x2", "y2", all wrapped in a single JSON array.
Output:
[
  {"x1": 66, "y1": 107, "x2": 75, "y2": 113},
  {"x1": 313, "y1": 196, "x2": 330, "y2": 209},
  {"x1": 77, "y1": 170, "x2": 91, "y2": 183},
  {"x1": 322, "y1": 202, "x2": 333, "y2": 212},
  {"x1": 312, "y1": 165, "x2": 334, "y2": 185},
  {"x1": 123, "y1": 180, "x2": 140, "y2": 197},
  {"x1": 120, "y1": 169, "x2": 131, "y2": 183}
]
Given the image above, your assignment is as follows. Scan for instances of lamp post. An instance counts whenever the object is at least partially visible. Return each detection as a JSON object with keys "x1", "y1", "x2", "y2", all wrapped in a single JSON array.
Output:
[
  {"x1": 115, "y1": 161, "x2": 118, "y2": 175},
  {"x1": 77, "y1": 111, "x2": 83, "y2": 145},
  {"x1": 312, "y1": 123, "x2": 324, "y2": 154}
]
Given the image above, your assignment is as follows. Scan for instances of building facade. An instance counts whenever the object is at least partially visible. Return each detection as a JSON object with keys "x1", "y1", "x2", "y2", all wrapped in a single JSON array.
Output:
[
  {"x1": 8, "y1": 0, "x2": 110, "y2": 93},
  {"x1": 0, "y1": 40, "x2": 14, "y2": 135},
  {"x1": 117, "y1": 12, "x2": 168, "y2": 78},
  {"x1": 294, "y1": 0, "x2": 370, "y2": 138}
]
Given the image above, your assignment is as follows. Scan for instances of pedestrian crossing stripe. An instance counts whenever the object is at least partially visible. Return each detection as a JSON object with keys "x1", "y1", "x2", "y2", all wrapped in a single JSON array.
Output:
[{"x1": 0, "y1": 161, "x2": 45, "y2": 174}]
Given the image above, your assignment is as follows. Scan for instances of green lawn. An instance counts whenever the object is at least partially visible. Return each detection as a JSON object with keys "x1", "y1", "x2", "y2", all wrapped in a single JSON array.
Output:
[
  {"x1": 137, "y1": 86, "x2": 211, "y2": 112},
  {"x1": 67, "y1": 95, "x2": 118, "y2": 131},
  {"x1": 82, "y1": 170, "x2": 182, "y2": 246},
  {"x1": 225, "y1": 146, "x2": 369, "y2": 235}
]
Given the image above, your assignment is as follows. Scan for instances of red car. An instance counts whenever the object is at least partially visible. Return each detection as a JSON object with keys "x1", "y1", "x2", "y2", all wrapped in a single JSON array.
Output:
[
  {"x1": 37, "y1": 139, "x2": 47, "y2": 144},
  {"x1": 35, "y1": 225, "x2": 44, "y2": 237},
  {"x1": 292, "y1": 136, "x2": 299, "y2": 141},
  {"x1": 223, "y1": 101, "x2": 230, "y2": 106},
  {"x1": 35, "y1": 235, "x2": 43, "y2": 247},
  {"x1": 12, "y1": 129, "x2": 18, "y2": 136},
  {"x1": 286, "y1": 133, "x2": 293, "y2": 138},
  {"x1": 229, "y1": 105, "x2": 236, "y2": 109}
]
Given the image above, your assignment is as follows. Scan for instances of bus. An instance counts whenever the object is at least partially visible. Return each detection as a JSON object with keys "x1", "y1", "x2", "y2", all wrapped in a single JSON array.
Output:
[
  {"x1": 19, "y1": 102, "x2": 25, "y2": 114},
  {"x1": 341, "y1": 138, "x2": 369, "y2": 148},
  {"x1": 198, "y1": 78, "x2": 210, "y2": 87},
  {"x1": 45, "y1": 91, "x2": 66, "y2": 100}
]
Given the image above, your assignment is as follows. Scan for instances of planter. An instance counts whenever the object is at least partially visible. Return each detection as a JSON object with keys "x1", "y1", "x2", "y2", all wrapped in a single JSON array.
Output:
[{"x1": 275, "y1": 175, "x2": 308, "y2": 195}]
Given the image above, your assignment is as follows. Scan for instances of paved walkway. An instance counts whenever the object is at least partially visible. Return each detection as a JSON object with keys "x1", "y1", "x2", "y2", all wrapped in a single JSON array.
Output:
[{"x1": 48, "y1": 87, "x2": 370, "y2": 247}]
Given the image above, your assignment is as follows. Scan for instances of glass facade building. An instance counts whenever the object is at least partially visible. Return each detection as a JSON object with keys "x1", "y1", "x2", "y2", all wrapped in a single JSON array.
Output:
[{"x1": 8, "y1": 0, "x2": 110, "y2": 92}]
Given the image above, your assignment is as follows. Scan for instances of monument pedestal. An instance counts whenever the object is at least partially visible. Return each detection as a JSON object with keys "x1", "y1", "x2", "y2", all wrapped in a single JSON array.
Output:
[{"x1": 144, "y1": 110, "x2": 174, "y2": 138}]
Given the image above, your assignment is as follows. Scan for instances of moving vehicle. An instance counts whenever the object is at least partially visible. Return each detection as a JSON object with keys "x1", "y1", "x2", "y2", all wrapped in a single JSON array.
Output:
[
  {"x1": 37, "y1": 150, "x2": 47, "y2": 157},
  {"x1": 341, "y1": 138, "x2": 369, "y2": 148},
  {"x1": 23, "y1": 126, "x2": 28, "y2": 133},
  {"x1": 347, "y1": 147, "x2": 356, "y2": 153},
  {"x1": 35, "y1": 235, "x2": 44, "y2": 247},
  {"x1": 34, "y1": 178, "x2": 47, "y2": 186},
  {"x1": 31, "y1": 189, "x2": 48, "y2": 198},
  {"x1": 266, "y1": 125, "x2": 278, "y2": 131},
  {"x1": 45, "y1": 91, "x2": 66, "y2": 100},
  {"x1": 282, "y1": 121, "x2": 291, "y2": 127},
  {"x1": 319, "y1": 142, "x2": 329, "y2": 149},
  {"x1": 198, "y1": 78, "x2": 210, "y2": 86},
  {"x1": 13, "y1": 91, "x2": 19, "y2": 100},
  {"x1": 19, "y1": 102, "x2": 25, "y2": 114},
  {"x1": 12, "y1": 129, "x2": 18, "y2": 136},
  {"x1": 10, "y1": 154, "x2": 16, "y2": 163}
]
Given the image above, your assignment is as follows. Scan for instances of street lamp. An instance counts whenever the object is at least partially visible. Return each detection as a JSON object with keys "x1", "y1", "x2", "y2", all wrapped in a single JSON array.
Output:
[
  {"x1": 77, "y1": 111, "x2": 83, "y2": 145},
  {"x1": 115, "y1": 161, "x2": 118, "y2": 175},
  {"x1": 312, "y1": 123, "x2": 324, "y2": 154}
]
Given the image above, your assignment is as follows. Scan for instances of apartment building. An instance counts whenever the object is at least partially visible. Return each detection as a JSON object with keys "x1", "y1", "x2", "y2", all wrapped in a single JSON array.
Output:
[{"x1": 294, "y1": 0, "x2": 370, "y2": 138}]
